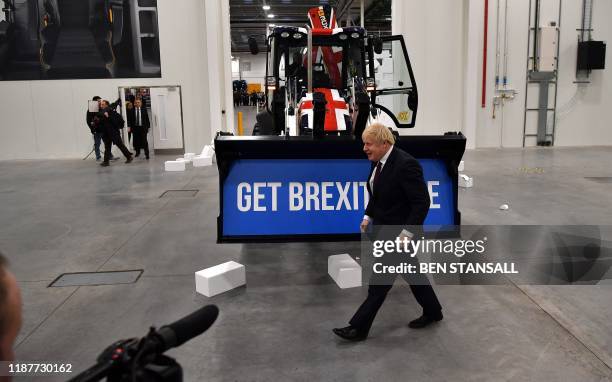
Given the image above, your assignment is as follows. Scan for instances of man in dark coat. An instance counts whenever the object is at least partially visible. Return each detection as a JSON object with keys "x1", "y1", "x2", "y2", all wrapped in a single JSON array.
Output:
[
  {"x1": 86, "y1": 96, "x2": 113, "y2": 161},
  {"x1": 333, "y1": 123, "x2": 443, "y2": 342},
  {"x1": 98, "y1": 100, "x2": 132, "y2": 167},
  {"x1": 128, "y1": 98, "x2": 150, "y2": 159}
]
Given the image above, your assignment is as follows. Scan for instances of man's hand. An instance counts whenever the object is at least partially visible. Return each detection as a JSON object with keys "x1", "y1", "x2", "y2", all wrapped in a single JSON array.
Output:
[
  {"x1": 360, "y1": 219, "x2": 370, "y2": 233},
  {"x1": 104, "y1": 112, "x2": 109, "y2": 118}
]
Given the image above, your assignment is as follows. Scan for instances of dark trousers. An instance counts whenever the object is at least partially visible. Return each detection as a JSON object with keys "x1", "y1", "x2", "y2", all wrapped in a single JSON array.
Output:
[
  {"x1": 94, "y1": 132, "x2": 115, "y2": 160},
  {"x1": 102, "y1": 130, "x2": 131, "y2": 163},
  {"x1": 349, "y1": 244, "x2": 442, "y2": 333},
  {"x1": 133, "y1": 127, "x2": 149, "y2": 158}
]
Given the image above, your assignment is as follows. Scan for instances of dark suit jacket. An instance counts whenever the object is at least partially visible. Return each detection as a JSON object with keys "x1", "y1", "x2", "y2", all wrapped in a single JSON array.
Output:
[
  {"x1": 365, "y1": 146, "x2": 430, "y2": 227},
  {"x1": 127, "y1": 107, "x2": 150, "y2": 131},
  {"x1": 98, "y1": 108, "x2": 124, "y2": 136},
  {"x1": 126, "y1": 108, "x2": 135, "y2": 129}
]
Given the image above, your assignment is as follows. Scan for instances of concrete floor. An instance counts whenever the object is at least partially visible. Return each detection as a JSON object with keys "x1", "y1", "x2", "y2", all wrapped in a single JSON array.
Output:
[{"x1": 1, "y1": 147, "x2": 612, "y2": 381}]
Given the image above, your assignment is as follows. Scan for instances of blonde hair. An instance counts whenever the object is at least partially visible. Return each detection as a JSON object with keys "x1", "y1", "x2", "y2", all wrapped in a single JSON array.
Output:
[{"x1": 362, "y1": 123, "x2": 395, "y2": 145}]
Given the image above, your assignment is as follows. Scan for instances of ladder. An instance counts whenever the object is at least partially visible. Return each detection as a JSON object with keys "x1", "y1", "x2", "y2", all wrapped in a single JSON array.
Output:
[{"x1": 522, "y1": 0, "x2": 562, "y2": 147}]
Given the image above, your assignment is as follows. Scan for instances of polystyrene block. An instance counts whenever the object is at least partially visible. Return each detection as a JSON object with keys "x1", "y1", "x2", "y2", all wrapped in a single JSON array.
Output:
[
  {"x1": 328, "y1": 254, "x2": 361, "y2": 289},
  {"x1": 165, "y1": 160, "x2": 186, "y2": 172},
  {"x1": 195, "y1": 261, "x2": 246, "y2": 297},
  {"x1": 458, "y1": 160, "x2": 465, "y2": 172},
  {"x1": 459, "y1": 174, "x2": 473, "y2": 188},
  {"x1": 201, "y1": 145, "x2": 215, "y2": 157},
  {"x1": 184, "y1": 153, "x2": 196, "y2": 161},
  {"x1": 192, "y1": 155, "x2": 213, "y2": 167},
  {"x1": 176, "y1": 157, "x2": 190, "y2": 163}
]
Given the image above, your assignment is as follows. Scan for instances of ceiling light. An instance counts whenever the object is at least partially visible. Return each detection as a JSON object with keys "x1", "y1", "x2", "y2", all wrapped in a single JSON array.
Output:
[
  {"x1": 262, "y1": 4, "x2": 271, "y2": 10},
  {"x1": 267, "y1": 14, "x2": 275, "y2": 18}
]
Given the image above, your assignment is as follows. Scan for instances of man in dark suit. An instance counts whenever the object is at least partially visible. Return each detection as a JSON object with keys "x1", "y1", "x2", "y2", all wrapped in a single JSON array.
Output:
[
  {"x1": 128, "y1": 98, "x2": 150, "y2": 159},
  {"x1": 333, "y1": 123, "x2": 443, "y2": 342},
  {"x1": 99, "y1": 100, "x2": 133, "y2": 167}
]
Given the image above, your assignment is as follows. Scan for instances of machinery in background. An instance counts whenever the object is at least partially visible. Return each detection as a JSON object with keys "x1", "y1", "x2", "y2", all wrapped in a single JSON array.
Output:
[
  {"x1": 217, "y1": 5, "x2": 465, "y2": 242},
  {"x1": 0, "y1": 0, "x2": 160, "y2": 80},
  {"x1": 248, "y1": 5, "x2": 418, "y2": 139},
  {"x1": 575, "y1": 0, "x2": 606, "y2": 75},
  {"x1": 232, "y1": 79, "x2": 247, "y2": 92}
]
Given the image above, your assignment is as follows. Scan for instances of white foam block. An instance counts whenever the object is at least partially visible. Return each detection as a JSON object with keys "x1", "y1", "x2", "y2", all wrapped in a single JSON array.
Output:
[
  {"x1": 459, "y1": 174, "x2": 473, "y2": 188},
  {"x1": 184, "y1": 152, "x2": 196, "y2": 160},
  {"x1": 165, "y1": 160, "x2": 186, "y2": 172},
  {"x1": 195, "y1": 261, "x2": 246, "y2": 297},
  {"x1": 328, "y1": 254, "x2": 361, "y2": 289},
  {"x1": 176, "y1": 157, "x2": 190, "y2": 163},
  {"x1": 192, "y1": 155, "x2": 213, "y2": 167},
  {"x1": 201, "y1": 145, "x2": 215, "y2": 157},
  {"x1": 458, "y1": 160, "x2": 465, "y2": 172}
]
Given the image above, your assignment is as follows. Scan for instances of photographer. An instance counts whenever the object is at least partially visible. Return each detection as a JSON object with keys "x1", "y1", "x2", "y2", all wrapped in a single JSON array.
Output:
[
  {"x1": 98, "y1": 100, "x2": 133, "y2": 167},
  {"x1": 86, "y1": 96, "x2": 118, "y2": 162}
]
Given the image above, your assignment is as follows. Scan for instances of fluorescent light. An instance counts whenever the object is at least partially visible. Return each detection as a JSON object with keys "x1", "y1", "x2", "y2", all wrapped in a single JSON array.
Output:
[
  {"x1": 262, "y1": 5, "x2": 271, "y2": 10},
  {"x1": 267, "y1": 14, "x2": 275, "y2": 18}
]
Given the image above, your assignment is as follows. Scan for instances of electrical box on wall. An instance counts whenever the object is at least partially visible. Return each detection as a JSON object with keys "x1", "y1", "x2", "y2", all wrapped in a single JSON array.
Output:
[
  {"x1": 538, "y1": 26, "x2": 557, "y2": 71},
  {"x1": 577, "y1": 41, "x2": 606, "y2": 70}
]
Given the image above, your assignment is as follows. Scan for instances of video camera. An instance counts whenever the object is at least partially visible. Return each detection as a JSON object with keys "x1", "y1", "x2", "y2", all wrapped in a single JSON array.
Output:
[{"x1": 68, "y1": 305, "x2": 219, "y2": 382}]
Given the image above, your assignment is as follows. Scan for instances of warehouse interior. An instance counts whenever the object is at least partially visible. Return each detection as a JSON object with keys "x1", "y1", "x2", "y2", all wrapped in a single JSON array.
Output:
[{"x1": 0, "y1": 1, "x2": 611, "y2": 381}]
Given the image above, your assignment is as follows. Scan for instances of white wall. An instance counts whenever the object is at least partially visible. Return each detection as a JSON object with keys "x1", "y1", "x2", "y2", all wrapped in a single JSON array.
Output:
[
  {"x1": 553, "y1": 0, "x2": 611, "y2": 146},
  {"x1": 393, "y1": 0, "x2": 611, "y2": 148},
  {"x1": 0, "y1": 0, "x2": 230, "y2": 160},
  {"x1": 204, "y1": 0, "x2": 234, "y2": 135},
  {"x1": 231, "y1": 53, "x2": 267, "y2": 88},
  {"x1": 392, "y1": 0, "x2": 466, "y2": 137},
  {"x1": 473, "y1": 0, "x2": 612, "y2": 148}
]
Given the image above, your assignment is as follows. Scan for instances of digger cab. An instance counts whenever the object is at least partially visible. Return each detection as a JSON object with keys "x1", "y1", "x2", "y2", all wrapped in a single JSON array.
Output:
[{"x1": 250, "y1": 5, "x2": 419, "y2": 138}]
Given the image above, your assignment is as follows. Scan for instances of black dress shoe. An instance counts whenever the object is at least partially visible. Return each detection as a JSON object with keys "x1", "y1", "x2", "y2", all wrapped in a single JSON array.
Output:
[
  {"x1": 408, "y1": 313, "x2": 443, "y2": 329},
  {"x1": 125, "y1": 156, "x2": 133, "y2": 164},
  {"x1": 100, "y1": 162, "x2": 109, "y2": 167},
  {"x1": 332, "y1": 326, "x2": 367, "y2": 342}
]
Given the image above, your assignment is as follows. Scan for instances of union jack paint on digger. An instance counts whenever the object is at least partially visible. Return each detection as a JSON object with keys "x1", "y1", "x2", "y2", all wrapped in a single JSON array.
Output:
[{"x1": 248, "y1": 5, "x2": 419, "y2": 138}]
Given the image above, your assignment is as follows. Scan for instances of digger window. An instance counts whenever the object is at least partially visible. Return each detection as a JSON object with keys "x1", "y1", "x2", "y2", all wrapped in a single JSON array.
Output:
[{"x1": 371, "y1": 36, "x2": 418, "y2": 128}]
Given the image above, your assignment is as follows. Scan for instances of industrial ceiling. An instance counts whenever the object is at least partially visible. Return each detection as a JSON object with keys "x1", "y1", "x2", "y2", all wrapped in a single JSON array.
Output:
[{"x1": 230, "y1": 0, "x2": 391, "y2": 53}]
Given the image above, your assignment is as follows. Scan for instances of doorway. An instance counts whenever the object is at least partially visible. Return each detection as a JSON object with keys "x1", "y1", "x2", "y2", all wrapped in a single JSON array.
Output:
[{"x1": 117, "y1": 85, "x2": 185, "y2": 156}]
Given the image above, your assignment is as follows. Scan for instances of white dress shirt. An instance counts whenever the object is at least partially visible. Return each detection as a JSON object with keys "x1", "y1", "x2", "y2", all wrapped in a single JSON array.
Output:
[
  {"x1": 363, "y1": 145, "x2": 393, "y2": 222},
  {"x1": 136, "y1": 107, "x2": 142, "y2": 126}
]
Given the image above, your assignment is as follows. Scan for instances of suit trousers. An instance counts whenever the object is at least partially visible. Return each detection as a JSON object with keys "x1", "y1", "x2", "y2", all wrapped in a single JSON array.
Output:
[
  {"x1": 102, "y1": 130, "x2": 131, "y2": 163},
  {"x1": 349, "y1": 245, "x2": 442, "y2": 333},
  {"x1": 133, "y1": 126, "x2": 149, "y2": 158}
]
